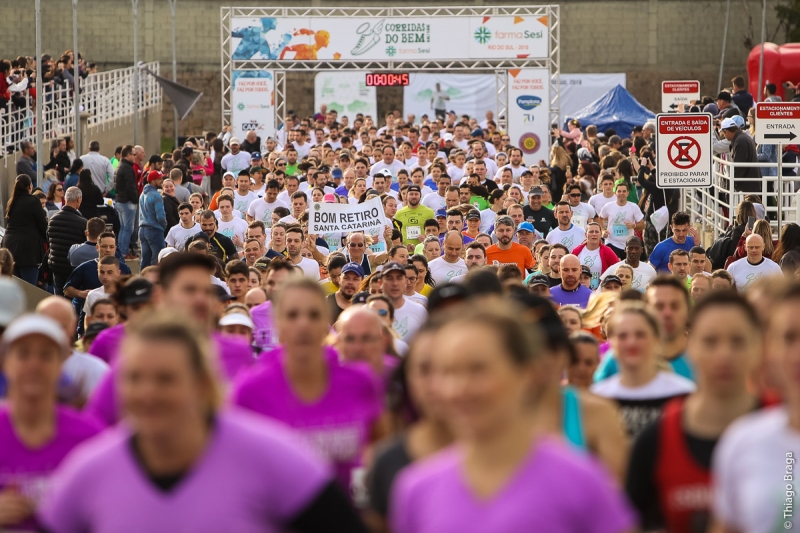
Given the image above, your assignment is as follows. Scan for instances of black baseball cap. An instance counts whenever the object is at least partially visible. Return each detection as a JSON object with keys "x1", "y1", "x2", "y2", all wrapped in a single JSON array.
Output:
[
  {"x1": 381, "y1": 262, "x2": 407, "y2": 276},
  {"x1": 428, "y1": 282, "x2": 470, "y2": 314},
  {"x1": 527, "y1": 274, "x2": 550, "y2": 287},
  {"x1": 213, "y1": 285, "x2": 237, "y2": 302},
  {"x1": 118, "y1": 278, "x2": 154, "y2": 305},
  {"x1": 601, "y1": 275, "x2": 622, "y2": 287},
  {"x1": 351, "y1": 291, "x2": 371, "y2": 305},
  {"x1": 580, "y1": 265, "x2": 592, "y2": 277},
  {"x1": 407, "y1": 185, "x2": 422, "y2": 194}
]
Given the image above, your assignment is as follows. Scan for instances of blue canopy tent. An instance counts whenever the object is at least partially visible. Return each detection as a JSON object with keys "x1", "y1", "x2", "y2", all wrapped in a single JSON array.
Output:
[{"x1": 565, "y1": 85, "x2": 655, "y2": 139}]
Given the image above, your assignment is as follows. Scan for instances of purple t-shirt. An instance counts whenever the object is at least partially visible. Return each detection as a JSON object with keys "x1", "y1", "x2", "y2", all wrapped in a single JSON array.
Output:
[
  {"x1": 0, "y1": 406, "x2": 101, "y2": 531},
  {"x1": 39, "y1": 409, "x2": 331, "y2": 533},
  {"x1": 391, "y1": 439, "x2": 636, "y2": 533},
  {"x1": 251, "y1": 301, "x2": 278, "y2": 352},
  {"x1": 88, "y1": 323, "x2": 126, "y2": 364},
  {"x1": 232, "y1": 354, "x2": 383, "y2": 494},
  {"x1": 84, "y1": 333, "x2": 254, "y2": 427},
  {"x1": 550, "y1": 284, "x2": 594, "y2": 309}
]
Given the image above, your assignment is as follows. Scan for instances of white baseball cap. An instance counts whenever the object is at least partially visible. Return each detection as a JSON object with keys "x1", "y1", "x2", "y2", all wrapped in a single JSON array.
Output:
[
  {"x1": 218, "y1": 313, "x2": 254, "y2": 330},
  {"x1": 229, "y1": 137, "x2": 241, "y2": 146},
  {"x1": 1, "y1": 314, "x2": 69, "y2": 354},
  {"x1": 158, "y1": 247, "x2": 178, "y2": 262},
  {"x1": 442, "y1": 133, "x2": 454, "y2": 142},
  {"x1": 0, "y1": 277, "x2": 26, "y2": 328},
  {"x1": 720, "y1": 117, "x2": 737, "y2": 130}
]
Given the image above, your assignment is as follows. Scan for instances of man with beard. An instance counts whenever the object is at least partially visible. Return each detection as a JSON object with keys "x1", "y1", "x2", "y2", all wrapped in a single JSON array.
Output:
[
  {"x1": 494, "y1": 147, "x2": 527, "y2": 181},
  {"x1": 546, "y1": 202, "x2": 586, "y2": 250},
  {"x1": 395, "y1": 185, "x2": 435, "y2": 248},
  {"x1": 327, "y1": 262, "x2": 364, "y2": 323},
  {"x1": 196, "y1": 210, "x2": 238, "y2": 263},
  {"x1": 550, "y1": 254, "x2": 593, "y2": 308},
  {"x1": 485, "y1": 215, "x2": 535, "y2": 278},
  {"x1": 285, "y1": 226, "x2": 319, "y2": 280}
]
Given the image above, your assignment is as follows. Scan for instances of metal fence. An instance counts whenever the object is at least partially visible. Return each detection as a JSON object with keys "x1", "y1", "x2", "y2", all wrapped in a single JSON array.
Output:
[
  {"x1": 684, "y1": 154, "x2": 800, "y2": 242},
  {"x1": 0, "y1": 62, "x2": 161, "y2": 163}
]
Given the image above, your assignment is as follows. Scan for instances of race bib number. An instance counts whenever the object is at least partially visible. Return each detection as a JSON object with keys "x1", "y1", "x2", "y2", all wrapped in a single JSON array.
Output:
[
  {"x1": 406, "y1": 226, "x2": 421, "y2": 241},
  {"x1": 370, "y1": 241, "x2": 386, "y2": 254},
  {"x1": 612, "y1": 223, "x2": 627, "y2": 238},
  {"x1": 325, "y1": 235, "x2": 341, "y2": 251},
  {"x1": 571, "y1": 214, "x2": 587, "y2": 229}
]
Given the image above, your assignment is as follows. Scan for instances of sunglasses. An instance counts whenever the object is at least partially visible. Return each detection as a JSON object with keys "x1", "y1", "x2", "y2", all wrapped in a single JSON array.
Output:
[
  {"x1": 277, "y1": 162, "x2": 287, "y2": 167},
  {"x1": 569, "y1": 193, "x2": 581, "y2": 198},
  {"x1": 376, "y1": 308, "x2": 389, "y2": 317},
  {"x1": 349, "y1": 242, "x2": 364, "y2": 248}
]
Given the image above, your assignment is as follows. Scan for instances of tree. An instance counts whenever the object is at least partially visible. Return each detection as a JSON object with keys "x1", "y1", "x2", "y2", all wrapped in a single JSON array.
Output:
[{"x1": 776, "y1": 0, "x2": 800, "y2": 42}]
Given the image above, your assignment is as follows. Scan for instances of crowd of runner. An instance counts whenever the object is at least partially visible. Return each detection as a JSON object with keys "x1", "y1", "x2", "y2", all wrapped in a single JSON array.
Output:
[{"x1": 0, "y1": 82, "x2": 798, "y2": 532}]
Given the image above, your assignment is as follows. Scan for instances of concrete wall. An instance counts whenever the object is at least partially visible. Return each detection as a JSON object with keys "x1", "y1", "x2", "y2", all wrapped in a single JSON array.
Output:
[{"x1": 0, "y1": 0, "x2": 785, "y2": 138}]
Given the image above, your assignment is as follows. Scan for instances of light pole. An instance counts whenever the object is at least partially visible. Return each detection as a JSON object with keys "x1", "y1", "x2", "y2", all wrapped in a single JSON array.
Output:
[
  {"x1": 72, "y1": 0, "x2": 81, "y2": 154},
  {"x1": 168, "y1": 0, "x2": 179, "y2": 149},
  {"x1": 35, "y1": 0, "x2": 43, "y2": 187},
  {"x1": 132, "y1": 0, "x2": 140, "y2": 145},
  {"x1": 756, "y1": 0, "x2": 767, "y2": 103}
]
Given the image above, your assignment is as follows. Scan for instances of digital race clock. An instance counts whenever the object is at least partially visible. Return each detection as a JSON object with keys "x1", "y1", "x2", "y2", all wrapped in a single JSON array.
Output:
[{"x1": 365, "y1": 73, "x2": 410, "y2": 87}]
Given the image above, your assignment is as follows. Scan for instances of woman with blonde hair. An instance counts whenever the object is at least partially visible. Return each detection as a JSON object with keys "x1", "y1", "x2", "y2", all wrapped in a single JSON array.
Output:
[
  {"x1": 549, "y1": 145, "x2": 571, "y2": 197},
  {"x1": 581, "y1": 291, "x2": 619, "y2": 341},
  {"x1": 349, "y1": 178, "x2": 367, "y2": 204},
  {"x1": 725, "y1": 218, "x2": 776, "y2": 267}
]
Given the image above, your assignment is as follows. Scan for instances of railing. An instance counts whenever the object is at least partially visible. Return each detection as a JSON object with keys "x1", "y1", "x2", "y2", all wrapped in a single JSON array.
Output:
[
  {"x1": 684, "y1": 154, "x2": 800, "y2": 242},
  {"x1": 0, "y1": 62, "x2": 161, "y2": 162}
]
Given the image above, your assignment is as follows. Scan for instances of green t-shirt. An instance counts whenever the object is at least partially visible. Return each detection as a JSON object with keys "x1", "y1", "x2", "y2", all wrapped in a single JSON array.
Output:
[
  {"x1": 285, "y1": 163, "x2": 299, "y2": 176},
  {"x1": 470, "y1": 196, "x2": 490, "y2": 211},
  {"x1": 395, "y1": 205, "x2": 436, "y2": 245}
]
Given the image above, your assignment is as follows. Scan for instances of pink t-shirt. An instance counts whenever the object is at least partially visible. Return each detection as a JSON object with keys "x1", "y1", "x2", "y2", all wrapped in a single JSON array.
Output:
[
  {"x1": 84, "y1": 333, "x2": 254, "y2": 427},
  {"x1": 88, "y1": 323, "x2": 126, "y2": 363},
  {"x1": 39, "y1": 410, "x2": 331, "y2": 533},
  {"x1": 0, "y1": 406, "x2": 101, "y2": 531},
  {"x1": 391, "y1": 438, "x2": 636, "y2": 533},
  {"x1": 232, "y1": 354, "x2": 383, "y2": 494},
  {"x1": 251, "y1": 301, "x2": 278, "y2": 352}
]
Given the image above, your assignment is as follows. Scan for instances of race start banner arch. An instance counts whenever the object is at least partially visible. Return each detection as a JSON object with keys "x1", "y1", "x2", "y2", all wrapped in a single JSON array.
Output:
[{"x1": 221, "y1": 5, "x2": 560, "y2": 151}]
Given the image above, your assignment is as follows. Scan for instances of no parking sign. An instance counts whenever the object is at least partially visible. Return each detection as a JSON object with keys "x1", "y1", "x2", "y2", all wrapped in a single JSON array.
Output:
[{"x1": 656, "y1": 113, "x2": 713, "y2": 188}]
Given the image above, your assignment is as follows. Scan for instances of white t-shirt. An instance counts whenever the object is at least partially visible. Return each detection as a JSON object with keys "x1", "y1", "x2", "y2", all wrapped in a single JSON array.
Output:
[
  {"x1": 217, "y1": 217, "x2": 249, "y2": 251},
  {"x1": 421, "y1": 192, "x2": 447, "y2": 212},
  {"x1": 292, "y1": 141, "x2": 311, "y2": 159},
  {"x1": 726, "y1": 257, "x2": 783, "y2": 292},
  {"x1": 589, "y1": 193, "x2": 616, "y2": 216},
  {"x1": 233, "y1": 191, "x2": 259, "y2": 217},
  {"x1": 392, "y1": 297, "x2": 428, "y2": 342},
  {"x1": 292, "y1": 256, "x2": 320, "y2": 280},
  {"x1": 601, "y1": 261, "x2": 657, "y2": 292},
  {"x1": 214, "y1": 209, "x2": 243, "y2": 220},
  {"x1": 62, "y1": 350, "x2": 110, "y2": 399},
  {"x1": 568, "y1": 202, "x2": 597, "y2": 228},
  {"x1": 166, "y1": 222, "x2": 201, "y2": 251},
  {"x1": 428, "y1": 256, "x2": 468, "y2": 285},
  {"x1": 446, "y1": 165, "x2": 466, "y2": 182},
  {"x1": 247, "y1": 197, "x2": 287, "y2": 226},
  {"x1": 220, "y1": 151, "x2": 251, "y2": 174},
  {"x1": 370, "y1": 160, "x2": 407, "y2": 179},
  {"x1": 599, "y1": 201, "x2": 644, "y2": 249},
  {"x1": 577, "y1": 246, "x2": 603, "y2": 290},
  {"x1": 251, "y1": 183, "x2": 266, "y2": 198},
  {"x1": 591, "y1": 371, "x2": 696, "y2": 399},
  {"x1": 494, "y1": 164, "x2": 528, "y2": 181},
  {"x1": 713, "y1": 407, "x2": 800, "y2": 533},
  {"x1": 480, "y1": 209, "x2": 498, "y2": 233},
  {"x1": 546, "y1": 224, "x2": 586, "y2": 250},
  {"x1": 405, "y1": 292, "x2": 428, "y2": 307},
  {"x1": 83, "y1": 286, "x2": 109, "y2": 314},
  {"x1": 475, "y1": 158, "x2": 498, "y2": 177}
]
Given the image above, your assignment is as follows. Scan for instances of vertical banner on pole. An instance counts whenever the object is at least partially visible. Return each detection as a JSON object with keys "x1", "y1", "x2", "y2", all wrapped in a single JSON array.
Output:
[
  {"x1": 231, "y1": 70, "x2": 275, "y2": 138},
  {"x1": 506, "y1": 68, "x2": 551, "y2": 167}
]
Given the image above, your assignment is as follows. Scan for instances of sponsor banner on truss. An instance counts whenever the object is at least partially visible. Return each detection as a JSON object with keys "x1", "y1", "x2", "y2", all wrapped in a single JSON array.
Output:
[
  {"x1": 230, "y1": 15, "x2": 549, "y2": 62},
  {"x1": 231, "y1": 70, "x2": 275, "y2": 137},
  {"x1": 506, "y1": 68, "x2": 551, "y2": 167}
]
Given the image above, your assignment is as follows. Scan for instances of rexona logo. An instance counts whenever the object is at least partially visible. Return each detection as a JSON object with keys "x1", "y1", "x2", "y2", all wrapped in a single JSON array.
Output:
[{"x1": 516, "y1": 96, "x2": 542, "y2": 110}]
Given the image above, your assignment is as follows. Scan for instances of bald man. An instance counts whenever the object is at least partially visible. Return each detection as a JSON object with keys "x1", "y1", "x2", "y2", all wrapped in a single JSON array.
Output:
[
  {"x1": 244, "y1": 287, "x2": 267, "y2": 309},
  {"x1": 334, "y1": 306, "x2": 390, "y2": 379},
  {"x1": 550, "y1": 254, "x2": 593, "y2": 308},
  {"x1": 36, "y1": 296, "x2": 110, "y2": 405},
  {"x1": 726, "y1": 233, "x2": 782, "y2": 291},
  {"x1": 427, "y1": 230, "x2": 467, "y2": 285}
]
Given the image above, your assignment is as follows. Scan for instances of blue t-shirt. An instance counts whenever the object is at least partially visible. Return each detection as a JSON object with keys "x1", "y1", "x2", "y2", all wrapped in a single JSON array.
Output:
[
  {"x1": 593, "y1": 350, "x2": 695, "y2": 382},
  {"x1": 64, "y1": 258, "x2": 132, "y2": 320},
  {"x1": 550, "y1": 284, "x2": 593, "y2": 308},
  {"x1": 648, "y1": 236, "x2": 695, "y2": 273}
]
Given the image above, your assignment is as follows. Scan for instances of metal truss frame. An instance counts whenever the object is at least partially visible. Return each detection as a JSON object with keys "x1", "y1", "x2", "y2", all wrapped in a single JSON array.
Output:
[{"x1": 220, "y1": 5, "x2": 560, "y2": 133}]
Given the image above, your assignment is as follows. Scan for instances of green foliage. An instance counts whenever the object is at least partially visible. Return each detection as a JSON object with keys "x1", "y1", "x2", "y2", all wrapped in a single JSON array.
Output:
[{"x1": 776, "y1": 0, "x2": 800, "y2": 42}]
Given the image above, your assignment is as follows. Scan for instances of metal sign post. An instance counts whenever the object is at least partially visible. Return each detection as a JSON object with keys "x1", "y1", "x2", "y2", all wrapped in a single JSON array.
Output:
[
  {"x1": 35, "y1": 0, "x2": 43, "y2": 187},
  {"x1": 73, "y1": 0, "x2": 80, "y2": 154}
]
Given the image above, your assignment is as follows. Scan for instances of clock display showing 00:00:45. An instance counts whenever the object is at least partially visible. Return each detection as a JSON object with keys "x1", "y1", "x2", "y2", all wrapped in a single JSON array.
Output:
[{"x1": 365, "y1": 73, "x2": 410, "y2": 87}]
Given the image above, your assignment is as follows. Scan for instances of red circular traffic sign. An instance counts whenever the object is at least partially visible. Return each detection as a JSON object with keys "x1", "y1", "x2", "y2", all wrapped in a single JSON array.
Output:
[{"x1": 667, "y1": 136, "x2": 701, "y2": 169}]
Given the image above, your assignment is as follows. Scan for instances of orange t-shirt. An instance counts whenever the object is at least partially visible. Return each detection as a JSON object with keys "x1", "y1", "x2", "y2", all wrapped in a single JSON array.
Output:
[{"x1": 486, "y1": 242, "x2": 535, "y2": 278}]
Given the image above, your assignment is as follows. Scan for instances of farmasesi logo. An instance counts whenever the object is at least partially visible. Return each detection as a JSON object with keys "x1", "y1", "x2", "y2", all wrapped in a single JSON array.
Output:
[
  {"x1": 516, "y1": 96, "x2": 542, "y2": 110},
  {"x1": 474, "y1": 26, "x2": 492, "y2": 44}
]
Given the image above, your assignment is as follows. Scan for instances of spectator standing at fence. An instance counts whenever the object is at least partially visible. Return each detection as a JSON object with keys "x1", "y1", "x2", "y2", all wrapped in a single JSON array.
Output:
[
  {"x1": 1, "y1": 175, "x2": 47, "y2": 286},
  {"x1": 114, "y1": 145, "x2": 139, "y2": 260},
  {"x1": 81, "y1": 140, "x2": 115, "y2": 194},
  {"x1": 76, "y1": 169, "x2": 104, "y2": 221},
  {"x1": 138, "y1": 170, "x2": 167, "y2": 268},
  {"x1": 45, "y1": 138, "x2": 70, "y2": 180},
  {"x1": 719, "y1": 117, "x2": 761, "y2": 193},
  {"x1": 47, "y1": 187, "x2": 86, "y2": 296},
  {"x1": 16, "y1": 141, "x2": 37, "y2": 186},
  {"x1": 730, "y1": 76, "x2": 754, "y2": 116}
]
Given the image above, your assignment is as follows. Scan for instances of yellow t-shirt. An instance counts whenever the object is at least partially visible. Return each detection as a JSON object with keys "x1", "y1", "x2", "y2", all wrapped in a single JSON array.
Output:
[
  {"x1": 319, "y1": 280, "x2": 338, "y2": 295},
  {"x1": 420, "y1": 284, "x2": 433, "y2": 297}
]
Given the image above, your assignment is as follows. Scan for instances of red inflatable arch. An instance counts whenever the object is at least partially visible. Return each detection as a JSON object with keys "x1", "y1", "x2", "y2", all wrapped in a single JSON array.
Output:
[{"x1": 747, "y1": 43, "x2": 800, "y2": 101}]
